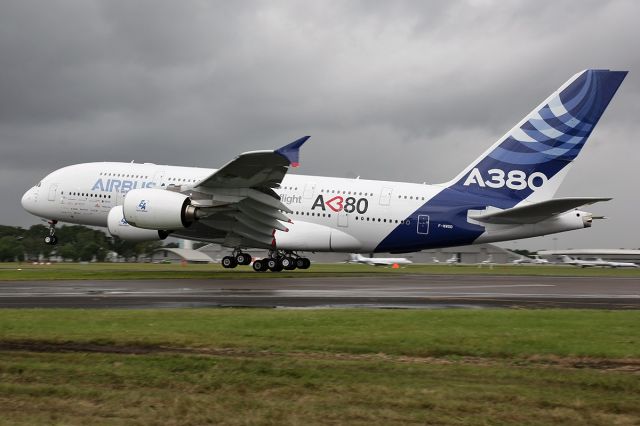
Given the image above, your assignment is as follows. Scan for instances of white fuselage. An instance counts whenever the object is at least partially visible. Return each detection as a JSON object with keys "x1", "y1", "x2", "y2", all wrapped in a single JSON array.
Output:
[{"x1": 21, "y1": 161, "x2": 591, "y2": 253}]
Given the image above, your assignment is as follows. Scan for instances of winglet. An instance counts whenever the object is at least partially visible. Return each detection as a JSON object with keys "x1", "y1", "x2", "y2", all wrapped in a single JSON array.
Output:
[{"x1": 275, "y1": 136, "x2": 310, "y2": 167}]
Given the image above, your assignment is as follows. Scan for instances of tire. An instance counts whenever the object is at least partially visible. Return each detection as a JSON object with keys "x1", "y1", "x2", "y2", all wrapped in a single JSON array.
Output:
[
  {"x1": 295, "y1": 258, "x2": 306, "y2": 269},
  {"x1": 44, "y1": 236, "x2": 52, "y2": 245},
  {"x1": 281, "y1": 257, "x2": 296, "y2": 270},
  {"x1": 300, "y1": 257, "x2": 311, "y2": 269},
  {"x1": 236, "y1": 253, "x2": 251, "y2": 265},
  {"x1": 266, "y1": 258, "x2": 278, "y2": 270},
  {"x1": 221, "y1": 256, "x2": 237, "y2": 268},
  {"x1": 252, "y1": 260, "x2": 266, "y2": 272},
  {"x1": 50, "y1": 236, "x2": 58, "y2": 245}
]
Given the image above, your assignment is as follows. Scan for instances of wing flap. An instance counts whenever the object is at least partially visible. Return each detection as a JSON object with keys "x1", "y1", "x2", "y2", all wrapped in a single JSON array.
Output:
[
  {"x1": 186, "y1": 137, "x2": 308, "y2": 248},
  {"x1": 469, "y1": 197, "x2": 612, "y2": 224}
]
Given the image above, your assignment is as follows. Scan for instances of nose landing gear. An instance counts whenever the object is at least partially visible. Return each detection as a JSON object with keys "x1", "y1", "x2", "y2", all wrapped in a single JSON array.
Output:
[{"x1": 43, "y1": 220, "x2": 58, "y2": 245}]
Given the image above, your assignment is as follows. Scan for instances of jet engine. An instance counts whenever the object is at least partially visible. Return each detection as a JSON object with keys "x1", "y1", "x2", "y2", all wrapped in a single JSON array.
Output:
[
  {"x1": 123, "y1": 188, "x2": 199, "y2": 230},
  {"x1": 107, "y1": 206, "x2": 169, "y2": 241}
]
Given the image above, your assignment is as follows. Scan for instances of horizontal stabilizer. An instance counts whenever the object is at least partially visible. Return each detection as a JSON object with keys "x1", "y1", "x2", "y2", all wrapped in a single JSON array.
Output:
[{"x1": 469, "y1": 197, "x2": 612, "y2": 224}]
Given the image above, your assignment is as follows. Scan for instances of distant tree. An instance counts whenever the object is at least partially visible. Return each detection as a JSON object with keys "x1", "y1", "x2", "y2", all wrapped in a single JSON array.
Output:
[
  {"x1": 0, "y1": 236, "x2": 24, "y2": 261},
  {"x1": 57, "y1": 243, "x2": 79, "y2": 262}
]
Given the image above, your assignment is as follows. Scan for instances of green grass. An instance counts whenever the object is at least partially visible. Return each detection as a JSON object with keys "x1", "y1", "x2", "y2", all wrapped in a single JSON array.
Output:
[
  {"x1": 1, "y1": 261, "x2": 639, "y2": 280},
  {"x1": 1, "y1": 309, "x2": 639, "y2": 358},
  {"x1": 1, "y1": 309, "x2": 639, "y2": 424}
]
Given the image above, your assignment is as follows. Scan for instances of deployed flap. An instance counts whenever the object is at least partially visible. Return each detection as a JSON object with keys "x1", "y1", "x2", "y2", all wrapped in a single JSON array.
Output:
[
  {"x1": 195, "y1": 136, "x2": 310, "y2": 190},
  {"x1": 190, "y1": 137, "x2": 309, "y2": 248},
  {"x1": 469, "y1": 197, "x2": 611, "y2": 224}
]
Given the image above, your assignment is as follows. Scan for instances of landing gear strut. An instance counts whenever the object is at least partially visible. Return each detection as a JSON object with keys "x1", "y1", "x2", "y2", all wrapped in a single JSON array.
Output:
[{"x1": 44, "y1": 220, "x2": 58, "y2": 245}]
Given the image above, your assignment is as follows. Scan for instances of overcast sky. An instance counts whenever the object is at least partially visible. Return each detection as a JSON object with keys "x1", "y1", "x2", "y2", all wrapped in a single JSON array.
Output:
[{"x1": 1, "y1": 0, "x2": 638, "y2": 250}]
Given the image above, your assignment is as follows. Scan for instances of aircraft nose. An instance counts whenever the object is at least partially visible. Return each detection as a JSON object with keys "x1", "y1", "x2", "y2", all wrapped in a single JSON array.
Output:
[{"x1": 21, "y1": 188, "x2": 34, "y2": 212}]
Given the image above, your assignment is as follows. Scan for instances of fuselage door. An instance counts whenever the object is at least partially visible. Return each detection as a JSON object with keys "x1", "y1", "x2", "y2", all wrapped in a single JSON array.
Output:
[
  {"x1": 47, "y1": 184, "x2": 58, "y2": 202},
  {"x1": 153, "y1": 170, "x2": 167, "y2": 188},
  {"x1": 303, "y1": 183, "x2": 316, "y2": 199},
  {"x1": 380, "y1": 187, "x2": 392, "y2": 206},
  {"x1": 417, "y1": 215, "x2": 430, "y2": 235},
  {"x1": 337, "y1": 213, "x2": 349, "y2": 228}
]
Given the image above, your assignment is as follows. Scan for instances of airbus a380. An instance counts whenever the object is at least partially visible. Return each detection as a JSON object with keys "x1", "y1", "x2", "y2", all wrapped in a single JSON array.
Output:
[{"x1": 21, "y1": 69, "x2": 627, "y2": 272}]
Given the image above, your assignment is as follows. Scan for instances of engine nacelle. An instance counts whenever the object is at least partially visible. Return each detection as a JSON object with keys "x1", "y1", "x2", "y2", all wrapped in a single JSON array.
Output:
[
  {"x1": 123, "y1": 188, "x2": 198, "y2": 230},
  {"x1": 107, "y1": 206, "x2": 169, "y2": 241}
]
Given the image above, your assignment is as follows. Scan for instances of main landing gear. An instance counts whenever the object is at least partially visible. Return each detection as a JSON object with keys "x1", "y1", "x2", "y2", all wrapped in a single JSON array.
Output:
[
  {"x1": 221, "y1": 250, "x2": 252, "y2": 269},
  {"x1": 220, "y1": 249, "x2": 311, "y2": 272},
  {"x1": 43, "y1": 220, "x2": 58, "y2": 245}
]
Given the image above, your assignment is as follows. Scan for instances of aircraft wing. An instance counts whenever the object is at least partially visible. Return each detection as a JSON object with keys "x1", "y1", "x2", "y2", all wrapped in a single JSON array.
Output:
[
  {"x1": 185, "y1": 136, "x2": 309, "y2": 248},
  {"x1": 195, "y1": 136, "x2": 309, "y2": 191},
  {"x1": 469, "y1": 197, "x2": 611, "y2": 225}
]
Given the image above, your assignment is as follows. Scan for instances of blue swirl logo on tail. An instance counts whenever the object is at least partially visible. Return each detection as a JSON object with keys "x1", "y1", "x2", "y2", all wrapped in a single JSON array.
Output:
[{"x1": 456, "y1": 69, "x2": 627, "y2": 201}]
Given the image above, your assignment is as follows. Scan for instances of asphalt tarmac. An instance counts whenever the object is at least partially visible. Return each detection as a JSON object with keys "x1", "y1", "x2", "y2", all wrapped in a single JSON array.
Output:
[{"x1": 1, "y1": 274, "x2": 639, "y2": 309}]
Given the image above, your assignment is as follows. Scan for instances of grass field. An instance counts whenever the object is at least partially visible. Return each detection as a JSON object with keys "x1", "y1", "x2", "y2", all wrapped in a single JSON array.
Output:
[
  {"x1": 2, "y1": 261, "x2": 640, "y2": 280},
  {"x1": 1, "y1": 309, "x2": 639, "y2": 425}
]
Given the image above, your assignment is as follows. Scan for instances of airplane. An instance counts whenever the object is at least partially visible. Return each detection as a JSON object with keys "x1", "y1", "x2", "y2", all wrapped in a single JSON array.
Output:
[
  {"x1": 560, "y1": 255, "x2": 608, "y2": 268},
  {"x1": 445, "y1": 254, "x2": 459, "y2": 265},
  {"x1": 599, "y1": 259, "x2": 639, "y2": 268},
  {"x1": 511, "y1": 255, "x2": 549, "y2": 265},
  {"x1": 348, "y1": 253, "x2": 412, "y2": 266},
  {"x1": 21, "y1": 69, "x2": 627, "y2": 272},
  {"x1": 478, "y1": 255, "x2": 494, "y2": 267},
  {"x1": 562, "y1": 255, "x2": 639, "y2": 268}
]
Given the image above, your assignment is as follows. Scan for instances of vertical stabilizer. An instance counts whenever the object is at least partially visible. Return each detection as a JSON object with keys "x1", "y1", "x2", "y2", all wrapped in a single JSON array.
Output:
[{"x1": 447, "y1": 70, "x2": 627, "y2": 203}]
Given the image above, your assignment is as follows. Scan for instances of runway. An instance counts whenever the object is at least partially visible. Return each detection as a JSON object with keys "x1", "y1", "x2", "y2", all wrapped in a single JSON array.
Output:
[{"x1": 0, "y1": 274, "x2": 639, "y2": 309}]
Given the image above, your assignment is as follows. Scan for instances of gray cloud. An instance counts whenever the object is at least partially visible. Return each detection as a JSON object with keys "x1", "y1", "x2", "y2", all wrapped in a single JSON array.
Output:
[{"x1": 1, "y1": 0, "x2": 638, "y2": 249}]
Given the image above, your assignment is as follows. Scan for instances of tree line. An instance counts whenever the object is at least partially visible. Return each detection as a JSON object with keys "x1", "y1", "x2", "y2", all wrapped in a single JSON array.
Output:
[{"x1": 0, "y1": 224, "x2": 165, "y2": 262}]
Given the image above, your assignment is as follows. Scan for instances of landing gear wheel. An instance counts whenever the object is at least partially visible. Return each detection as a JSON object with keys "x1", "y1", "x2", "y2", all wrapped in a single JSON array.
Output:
[
  {"x1": 252, "y1": 259, "x2": 268, "y2": 272},
  {"x1": 295, "y1": 257, "x2": 311, "y2": 270},
  {"x1": 44, "y1": 235, "x2": 58, "y2": 245},
  {"x1": 236, "y1": 253, "x2": 251, "y2": 265},
  {"x1": 44, "y1": 220, "x2": 58, "y2": 245},
  {"x1": 266, "y1": 258, "x2": 278, "y2": 270},
  {"x1": 281, "y1": 257, "x2": 296, "y2": 270},
  {"x1": 269, "y1": 260, "x2": 284, "y2": 272},
  {"x1": 221, "y1": 256, "x2": 238, "y2": 269}
]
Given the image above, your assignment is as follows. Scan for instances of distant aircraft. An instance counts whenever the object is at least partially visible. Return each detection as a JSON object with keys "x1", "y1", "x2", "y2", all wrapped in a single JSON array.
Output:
[
  {"x1": 445, "y1": 254, "x2": 459, "y2": 265},
  {"x1": 478, "y1": 255, "x2": 494, "y2": 266},
  {"x1": 511, "y1": 255, "x2": 549, "y2": 265},
  {"x1": 348, "y1": 253, "x2": 412, "y2": 266},
  {"x1": 560, "y1": 255, "x2": 608, "y2": 268},
  {"x1": 592, "y1": 258, "x2": 639, "y2": 268},
  {"x1": 21, "y1": 70, "x2": 627, "y2": 272},
  {"x1": 561, "y1": 255, "x2": 638, "y2": 268}
]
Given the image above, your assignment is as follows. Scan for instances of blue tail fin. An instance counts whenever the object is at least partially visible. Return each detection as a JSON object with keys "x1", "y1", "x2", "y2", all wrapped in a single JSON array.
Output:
[{"x1": 448, "y1": 69, "x2": 627, "y2": 202}]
